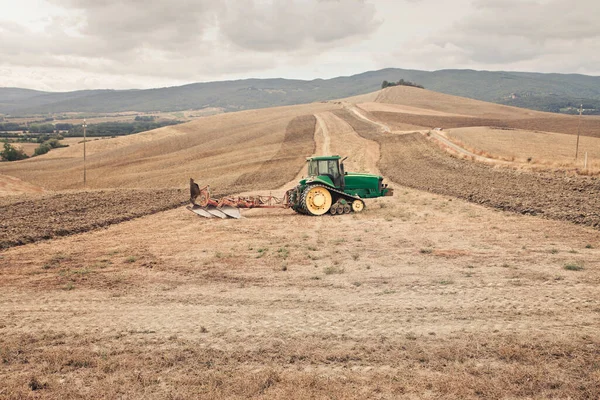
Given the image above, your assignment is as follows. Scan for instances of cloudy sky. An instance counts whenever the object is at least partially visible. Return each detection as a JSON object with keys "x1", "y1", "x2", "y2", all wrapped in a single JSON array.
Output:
[{"x1": 1, "y1": 0, "x2": 599, "y2": 91}]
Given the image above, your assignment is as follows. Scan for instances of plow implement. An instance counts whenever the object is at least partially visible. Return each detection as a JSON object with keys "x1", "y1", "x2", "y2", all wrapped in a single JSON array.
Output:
[{"x1": 188, "y1": 179, "x2": 290, "y2": 219}]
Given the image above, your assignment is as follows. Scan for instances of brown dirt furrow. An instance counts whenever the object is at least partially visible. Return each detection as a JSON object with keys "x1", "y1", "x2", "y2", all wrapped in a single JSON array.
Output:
[
  {"x1": 0, "y1": 188, "x2": 185, "y2": 250},
  {"x1": 371, "y1": 111, "x2": 600, "y2": 138},
  {"x1": 233, "y1": 115, "x2": 316, "y2": 192},
  {"x1": 333, "y1": 109, "x2": 600, "y2": 229}
]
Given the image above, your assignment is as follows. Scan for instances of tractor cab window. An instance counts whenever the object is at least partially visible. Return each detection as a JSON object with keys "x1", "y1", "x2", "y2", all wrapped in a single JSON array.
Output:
[
  {"x1": 308, "y1": 159, "x2": 340, "y2": 178},
  {"x1": 308, "y1": 161, "x2": 318, "y2": 176}
]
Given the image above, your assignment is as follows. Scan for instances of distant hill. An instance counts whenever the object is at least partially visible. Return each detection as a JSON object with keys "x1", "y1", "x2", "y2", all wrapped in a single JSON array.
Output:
[{"x1": 2, "y1": 68, "x2": 600, "y2": 115}]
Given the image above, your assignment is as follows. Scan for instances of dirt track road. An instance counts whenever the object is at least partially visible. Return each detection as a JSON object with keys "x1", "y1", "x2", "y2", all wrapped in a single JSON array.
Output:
[{"x1": 332, "y1": 108, "x2": 600, "y2": 229}]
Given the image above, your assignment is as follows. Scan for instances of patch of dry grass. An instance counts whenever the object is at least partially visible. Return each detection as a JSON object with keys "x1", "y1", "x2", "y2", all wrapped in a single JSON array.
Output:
[
  {"x1": 447, "y1": 127, "x2": 600, "y2": 174},
  {"x1": 0, "y1": 103, "x2": 336, "y2": 191},
  {"x1": 1, "y1": 332, "x2": 598, "y2": 399}
]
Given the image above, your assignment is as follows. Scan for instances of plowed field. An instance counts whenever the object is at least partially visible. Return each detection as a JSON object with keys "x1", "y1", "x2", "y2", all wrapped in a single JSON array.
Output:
[
  {"x1": 332, "y1": 109, "x2": 600, "y2": 229},
  {"x1": 0, "y1": 189, "x2": 185, "y2": 249},
  {"x1": 369, "y1": 111, "x2": 600, "y2": 137}
]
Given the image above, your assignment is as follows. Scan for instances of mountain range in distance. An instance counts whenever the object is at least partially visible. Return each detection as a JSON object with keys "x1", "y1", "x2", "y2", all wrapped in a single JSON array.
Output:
[{"x1": 1, "y1": 68, "x2": 600, "y2": 116}]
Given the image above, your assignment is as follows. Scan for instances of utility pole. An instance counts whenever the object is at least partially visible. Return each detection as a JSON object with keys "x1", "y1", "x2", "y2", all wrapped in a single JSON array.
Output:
[
  {"x1": 83, "y1": 119, "x2": 87, "y2": 187},
  {"x1": 575, "y1": 104, "x2": 583, "y2": 160}
]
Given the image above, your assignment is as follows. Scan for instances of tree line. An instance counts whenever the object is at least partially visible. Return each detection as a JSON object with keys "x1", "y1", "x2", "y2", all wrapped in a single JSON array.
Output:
[
  {"x1": 0, "y1": 120, "x2": 182, "y2": 136},
  {"x1": 381, "y1": 79, "x2": 425, "y2": 89}
]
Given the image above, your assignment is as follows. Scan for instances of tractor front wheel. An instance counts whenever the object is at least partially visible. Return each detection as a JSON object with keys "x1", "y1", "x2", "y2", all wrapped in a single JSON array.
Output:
[
  {"x1": 301, "y1": 185, "x2": 332, "y2": 216},
  {"x1": 351, "y1": 199, "x2": 365, "y2": 213}
]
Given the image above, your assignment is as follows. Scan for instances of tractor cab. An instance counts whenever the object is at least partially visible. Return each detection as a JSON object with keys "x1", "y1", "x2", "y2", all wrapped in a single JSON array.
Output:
[{"x1": 307, "y1": 155, "x2": 345, "y2": 189}]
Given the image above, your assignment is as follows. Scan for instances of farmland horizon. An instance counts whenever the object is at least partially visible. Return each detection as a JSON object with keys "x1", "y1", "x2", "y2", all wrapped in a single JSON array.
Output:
[{"x1": 3, "y1": 68, "x2": 600, "y2": 116}]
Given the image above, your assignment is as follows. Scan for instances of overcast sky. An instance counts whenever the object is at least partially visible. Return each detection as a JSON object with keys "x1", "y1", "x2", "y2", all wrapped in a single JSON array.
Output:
[{"x1": 1, "y1": 0, "x2": 599, "y2": 91}]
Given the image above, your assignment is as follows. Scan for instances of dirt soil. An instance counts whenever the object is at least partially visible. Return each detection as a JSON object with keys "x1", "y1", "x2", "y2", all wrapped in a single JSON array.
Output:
[
  {"x1": 0, "y1": 189, "x2": 186, "y2": 249},
  {"x1": 332, "y1": 109, "x2": 600, "y2": 229},
  {"x1": 370, "y1": 111, "x2": 600, "y2": 138}
]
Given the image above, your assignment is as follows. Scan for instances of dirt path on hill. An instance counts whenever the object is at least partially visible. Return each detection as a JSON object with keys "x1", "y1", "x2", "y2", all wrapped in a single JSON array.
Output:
[
  {"x1": 332, "y1": 108, "x2": 600, "y2": 229},
  {"x1": 342, "y1": 102, "x2": 391, "y2": 133},
  {"x1": 315, "y1": 111, "x2": 381, "y2": 175},
  {"x1": 428, "y1": 130, "x2": 512, "y2": 165}
]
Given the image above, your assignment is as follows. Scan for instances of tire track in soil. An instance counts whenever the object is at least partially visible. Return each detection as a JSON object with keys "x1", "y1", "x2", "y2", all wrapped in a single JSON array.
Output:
[{"x1": 332, "y1": 108, "x2": 600, "y2": 229}]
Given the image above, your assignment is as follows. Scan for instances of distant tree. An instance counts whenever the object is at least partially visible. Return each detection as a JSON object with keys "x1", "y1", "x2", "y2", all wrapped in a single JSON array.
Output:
[
  {"x1": 33, "y1": 142, "x2": 52, "y2": 156},
  {"x1": 1, "y1": 141, "x2": 28, "y2": 161},
  {"x1": 134, "y1": 115, "x2": 156, "y2": 122},
  {"x1": 55, "y1": 123, "x2": 73, "y2": 131},
  {"x1": 381, "y1": 79, "x2": 424, "y2": 89},
  {"x1": 29, "y1": 123, "x2": 55, "y2": 133}
]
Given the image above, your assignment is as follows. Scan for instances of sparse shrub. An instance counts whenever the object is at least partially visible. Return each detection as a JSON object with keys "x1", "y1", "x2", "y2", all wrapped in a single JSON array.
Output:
[
  {"x1": 256, "y1": 248, "x2": 268, "y2": 258},
  {"x1": 564, "y1": 262, "x2": 584, "y2": 271},
  {"x1": 33, "y1": 142, "x2": 51, "y2": 156},
  {"x1": 125, "y1": 256, "x2": 137, "y2": 263},
  {"x1": 1, "y1": 141, "x2": 28, "y2": 161},
  {"x1": 29, "y1": 377, "x2": 48, "y2": 391},
  {"x1": 585, "y1": 244, "x2": 593, "y2": 249},
  {"x1": 277, "y1": 247, "x2": 289, "y2": 259},
  {"x1": 420, "y1": 248, "x2": 433, "y2": 254},
  {"x1": 323, "y1": 266, "x2": 344, "y2": 275}
]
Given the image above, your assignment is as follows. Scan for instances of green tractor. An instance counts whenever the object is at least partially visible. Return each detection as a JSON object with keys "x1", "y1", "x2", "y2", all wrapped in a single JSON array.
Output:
[
  {"x1": 286, "y1": 155, "x2": 393, "y2": 216},
  {"x1": 188, "y1": 155, "x2": 393, "y2": 219}
]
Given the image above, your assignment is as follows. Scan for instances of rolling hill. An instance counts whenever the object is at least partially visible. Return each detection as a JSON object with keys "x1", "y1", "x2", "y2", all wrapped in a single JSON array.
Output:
[
  {"x1": 2, "y1": 68, "x2": 600, "y2": 115},
  {"x1": 2, "y1": 85, "x2": 600, "y2": 400}
]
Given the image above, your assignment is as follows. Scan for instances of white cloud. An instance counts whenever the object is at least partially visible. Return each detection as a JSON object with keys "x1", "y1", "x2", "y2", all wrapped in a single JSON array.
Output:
[
  {"x1": 377, "y1": 0, "x2": 600, "y2": 75},
  {"x1": 1, "y1": 0, "x2": 599, "y2": 91},
  {"x1": 0, "y1": 0, "x2": 382, "y2": 89}
]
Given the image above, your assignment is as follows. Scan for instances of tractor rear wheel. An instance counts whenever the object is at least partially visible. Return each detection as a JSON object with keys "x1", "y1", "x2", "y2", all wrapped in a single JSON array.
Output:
[{"x1": 301, "y1": 185, "x2": 332, "y2": 216}]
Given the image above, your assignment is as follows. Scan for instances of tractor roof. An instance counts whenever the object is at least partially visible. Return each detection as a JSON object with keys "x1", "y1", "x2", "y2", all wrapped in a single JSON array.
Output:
[{"x1": 306, "y1": 155, "x2": 341, "y2": 161}]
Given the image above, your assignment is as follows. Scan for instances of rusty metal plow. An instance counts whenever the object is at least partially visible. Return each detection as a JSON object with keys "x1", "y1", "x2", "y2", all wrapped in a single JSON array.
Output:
[{"x1": 187, "y1": 178, "x2": 289, "y2": 219}]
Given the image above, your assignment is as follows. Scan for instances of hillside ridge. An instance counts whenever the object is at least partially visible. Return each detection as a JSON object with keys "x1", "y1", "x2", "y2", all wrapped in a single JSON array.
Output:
[{"x1": 2, "y1": 68, "x2": 600, "y2": 115}]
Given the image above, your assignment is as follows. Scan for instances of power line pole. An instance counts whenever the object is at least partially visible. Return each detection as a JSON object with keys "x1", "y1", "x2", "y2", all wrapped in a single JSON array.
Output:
[
  {"x1": 83, "y1": 119, "x2": 87, "y2": 187},
  {"x1": 575, "y1": 104, "x2": 583, "y2": 160}
]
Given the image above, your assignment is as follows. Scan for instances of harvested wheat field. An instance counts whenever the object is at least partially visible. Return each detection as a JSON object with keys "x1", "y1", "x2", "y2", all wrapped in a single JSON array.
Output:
[
  {"x1": 1, "y1": 86, "x2": 599, "y2": 399},
  {"x1": 447, "y1": 126, "x2": 600, "y2": 168}
]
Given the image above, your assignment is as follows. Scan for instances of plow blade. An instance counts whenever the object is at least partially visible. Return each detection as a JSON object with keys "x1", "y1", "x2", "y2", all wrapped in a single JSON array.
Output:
[
  {"x1": 206, "y1": 207, "x2": 228, "y2": 219},
  {"x1": 186, "y1": 205, "x2": 214, "y2": 218},
  {"x1": 219, "y1": 206, "x2": 242, "y2": 219},
  {"x1": 187, "y1": 205, "x2": 241, "y2": 219}
]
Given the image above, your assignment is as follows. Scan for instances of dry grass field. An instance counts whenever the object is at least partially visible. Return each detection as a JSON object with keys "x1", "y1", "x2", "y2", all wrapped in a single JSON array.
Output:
[
  {"x1": 0, "y1": 102, "x2": 335, "y2": 191},
  {"x1": 0, "y1": 174, "x2": 44, "y2": 197},
  {"x1": 446, "y1": 127, "x2": 600, "y2": 169},
  {"x1": 1, "y1": 86, "x2": 599, "y2": 399},
  {"x1": 6, "y1": 108, "x2": 222, "y2": 126}
]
